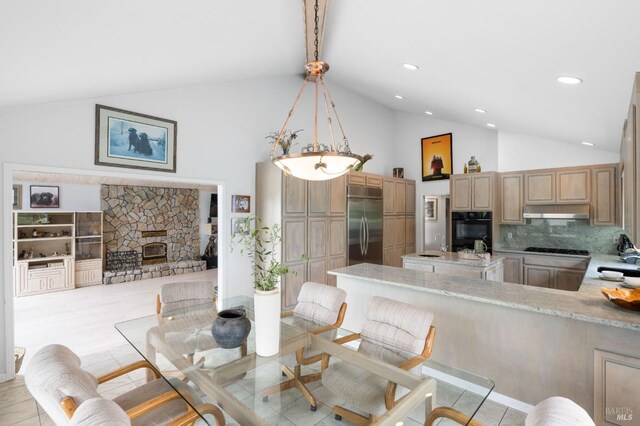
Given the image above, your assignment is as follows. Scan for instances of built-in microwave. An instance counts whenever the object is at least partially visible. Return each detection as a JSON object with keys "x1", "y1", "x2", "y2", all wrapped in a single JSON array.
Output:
[{"x1": 451, "y1": 211, "x2": 492, "y2": 253}]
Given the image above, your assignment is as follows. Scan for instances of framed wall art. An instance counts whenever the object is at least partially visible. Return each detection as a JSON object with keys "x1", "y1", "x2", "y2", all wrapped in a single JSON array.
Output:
[
  {"x1": 13, "y1": 184, "x2": 22, "y2": 210},
  {"x1": 421, "y1": 133, "x2": 452, "y2": 182},
  {"x1": 95, "y1": 104, "x2": 177, "y2": 173},
  {"x1": 30, "y1": 185, "x2": 59, "y2": 208},
  {"x1": 232, "y1": 195, "x2": 251, "y2": 213},
  {"x1": 231, "y1": 218, "x2": 250, "y2": 236},
  {"x1": 424, "y1": 196, "x2": 438, "y2": 221}
]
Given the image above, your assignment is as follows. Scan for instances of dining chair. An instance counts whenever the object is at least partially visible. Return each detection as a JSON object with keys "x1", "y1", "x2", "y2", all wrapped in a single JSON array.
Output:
[
  {"x1": 424, "y1": 396, "x2": 595, "y2": 426},
  {"x1": 260, "y1": 281, "x2": 347, "y2": 411},
  {"x1": 321, "y1": 296, "x2": 436, "y2": 425},
  {"x1": 25, "y1": 344, "x2": 226, "y2": 426}
]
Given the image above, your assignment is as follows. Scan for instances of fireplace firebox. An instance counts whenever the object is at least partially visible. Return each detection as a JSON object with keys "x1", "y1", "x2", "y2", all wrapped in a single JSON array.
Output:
[{"x1": 142, "y1": 242, "x2": 167, "y2": 265}]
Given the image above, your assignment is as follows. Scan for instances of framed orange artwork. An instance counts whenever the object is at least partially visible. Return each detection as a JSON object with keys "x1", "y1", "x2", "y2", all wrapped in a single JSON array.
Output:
[{"x1": 421, "y1": 133, "x2": 452, "y2": 182}]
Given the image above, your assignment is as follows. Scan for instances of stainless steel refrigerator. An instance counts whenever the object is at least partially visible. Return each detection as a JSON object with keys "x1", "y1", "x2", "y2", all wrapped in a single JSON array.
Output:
[{"x1": 347, "y1": 185, "x2": 383, "y2": 265}]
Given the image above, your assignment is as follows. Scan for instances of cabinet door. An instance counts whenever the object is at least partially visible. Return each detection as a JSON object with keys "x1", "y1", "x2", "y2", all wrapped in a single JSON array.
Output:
[
  {"x1": 405, "y1": 181, "x2": 416, "y2": 215},
  {"x1": 554, "y1": 269, "x2": 583, "y2": 291},
  {"x1": 48, "y1": 270, "x2": 66, "y2": 290},
  {"x1": 348, "y1": 173, "x2": 366, "y2": 186},
  {"x1": 329, "y1": 175, "x2": 347, "y2": 215},
  {"x1": 394, "y1": 217, "x2": 406, "y2": 247},
  {"x1": 500, "y1": 174, "x2": 524, "y2": 224},
  {"x1": 556, "y1": 169, "x2": 590, "y2": 203},
  {"x1": 308, "y1": 259, "x2": 328, "y2": 284},
  {"x1": 523, "y1": 265, "x2": 553, "y2": 288},
  {"x1": 383, "y1": 247, "x2": 394, "y2": 266},
  {"x1": 282, "y1": 263, "x2": 307, "y2": 308},
  {"x1": 383, "y1": 217, "x2": 394, "y2": 249},
  {"x1": 592, "y1": 166, "x2": 617, "y2": 226},
  {"x1": 451, "y1": 175, "x2": 472, "y2": 211},
  {"x1": 283, "y1": 218, "x2": 306, "y2": 263},
  {"x1": 472, "y1": 174, "x2": 493, "y2": 210},
  {"x1": 283, "y1": 175, "x2": 307, "y2": 215},
  {"x1": 307, "y1": 218, "x2": 328, "y2": 260},
  {"x1": 405, "y1": 217, "x2": 416, "y2": 252},
  {"x1": 366, "y1": 175, "x2": 383, "y2": 188},
  {"x1": 392, "y1": 245, "x2": 406, "y2": 267},
  {"x1": 383, "y1": 179, "x2": 395, "y2": 214},
  {"x1": 525, "y1": 172, "x2": 555, "y2": 204},
  {"x1": 329, "y1": 217, "x2": 346, "y2": 257},
  {"x1": 594, "y1": 350, "x2": 640, "y2": 425},
  {"x1": 394, "y1": 181, "x2": 406, "y2": 214},
  {"x1": 308, "y1": 181, "x2": 328, "y2": 215},
  {"x1": 327, "y1": 256, "x2": 346, "y2": 286},
  {"x1": 501, "y1": 256, "x2": 523, "y2": 284},
  {"x1": 14, "y1": 263, "x2": 28, "y2": 295},
  {"x1": 485, "y1": 264, "x2": 504, "y2": 282}
]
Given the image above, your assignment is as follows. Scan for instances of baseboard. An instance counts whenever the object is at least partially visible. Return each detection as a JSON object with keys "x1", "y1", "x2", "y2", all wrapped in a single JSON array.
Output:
[{"x1": 421, "y1": 365, "x2": 534, "y2": 414}]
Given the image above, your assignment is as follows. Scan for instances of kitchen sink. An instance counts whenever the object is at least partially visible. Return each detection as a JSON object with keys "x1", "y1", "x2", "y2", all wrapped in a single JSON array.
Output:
[
  {"x1": 419, "y1": 254, "x2": 441, "y2": 258},
  {"x1": 597, "y1": 266, "x2": 640, "y2": 277}
]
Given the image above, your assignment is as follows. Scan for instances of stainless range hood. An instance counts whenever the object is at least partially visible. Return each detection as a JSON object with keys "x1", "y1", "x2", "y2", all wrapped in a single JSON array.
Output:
[{"x1": 523, "y1": 204, "x2": 590, "y2": 220}]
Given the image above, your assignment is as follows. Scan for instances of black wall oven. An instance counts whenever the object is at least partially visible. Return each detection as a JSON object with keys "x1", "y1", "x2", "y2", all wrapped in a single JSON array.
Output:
[{"x1": 451, "y1": 211, "x2": 493, "y2": 253}]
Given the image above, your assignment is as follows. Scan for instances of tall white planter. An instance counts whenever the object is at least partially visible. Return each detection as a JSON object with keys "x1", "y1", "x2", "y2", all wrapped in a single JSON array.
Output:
[{"x1": 254, "y1": 289, "x2": 281, "y2": 357}]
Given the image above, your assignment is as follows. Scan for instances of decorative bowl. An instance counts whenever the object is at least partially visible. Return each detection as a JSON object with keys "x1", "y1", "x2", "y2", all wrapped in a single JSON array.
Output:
[
  {"x1": 601, "y1": 271, "x2": 624, "y2": 280},
  {"x1": 623, "y1": 276, "x2": 640, "y2": 289},
  {"x1": 601, "y1": 287, "x2": 640, "y2": 311}
]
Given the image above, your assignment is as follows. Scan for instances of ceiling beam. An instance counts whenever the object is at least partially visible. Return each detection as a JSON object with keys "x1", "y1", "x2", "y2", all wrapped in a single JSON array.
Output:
[{"x1": 303, "y1": 0, "x2": 328, "y2": 63}]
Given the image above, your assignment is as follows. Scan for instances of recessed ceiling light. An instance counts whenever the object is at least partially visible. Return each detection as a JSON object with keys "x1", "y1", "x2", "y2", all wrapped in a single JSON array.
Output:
[
  {"x1": 486, "y1": 123, "x2": 497, "y2": 128},
  {"x1": 474, "y1": 108, "x2": 487, "y2": 113},
  {"x1": 581, "y1": 141, "x2": 594, "y2": 146},
  {"x1": 395, "y1": 95, "x2": 404, "y2": 100},
  {"x1": 557, "y1": 76, "x2": 583, "y2": 85},
  {"x1": 425, "y1": 111, "x2": 433, "y2": 115},
  {"x1": 402, "y1": 63, "x2": 419, "y2": 71}
]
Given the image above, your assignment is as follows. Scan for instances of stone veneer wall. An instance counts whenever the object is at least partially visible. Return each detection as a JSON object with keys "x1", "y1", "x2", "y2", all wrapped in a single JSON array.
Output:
[{"x1": 101, "y1": 185, "x2": 200, "y2": 264}]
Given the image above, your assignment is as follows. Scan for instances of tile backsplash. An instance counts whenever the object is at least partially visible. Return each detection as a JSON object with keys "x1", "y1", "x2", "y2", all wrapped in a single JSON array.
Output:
[{"x1": 499, "y1": 220, "x2": 625, "y2": 254}]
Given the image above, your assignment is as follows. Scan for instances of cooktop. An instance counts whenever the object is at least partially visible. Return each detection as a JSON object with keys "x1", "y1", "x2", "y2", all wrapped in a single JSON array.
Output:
[{"x1": 524, "y1": 247, "x2": 590, "y2": 256}]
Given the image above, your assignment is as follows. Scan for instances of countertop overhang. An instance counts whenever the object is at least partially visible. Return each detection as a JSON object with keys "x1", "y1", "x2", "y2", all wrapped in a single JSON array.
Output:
[
  {"x1": 402, "y1": 251, "x2": 504, "y2": 267},
  {"x1": 329, "y1": 263, "x2": 640, "y2": 332}
]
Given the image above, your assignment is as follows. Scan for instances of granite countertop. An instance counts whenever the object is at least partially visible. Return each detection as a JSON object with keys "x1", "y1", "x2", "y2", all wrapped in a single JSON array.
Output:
[
  {"x1": 329, "y1": 263, "x2": 640, "y2": 331},
  {"x1": 493, "y1": 247, "x2": 592, "y2": 259},
  {"x1": 402, "y1": 251, "x2": 504, "y2": 267}
]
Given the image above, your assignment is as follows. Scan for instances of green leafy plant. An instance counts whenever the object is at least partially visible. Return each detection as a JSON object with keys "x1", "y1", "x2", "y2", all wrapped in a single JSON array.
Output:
[
  {"x1": 231, "y1": 216, "x2": 293, "y2": 292},
  {"x1": 266, "y1": 129, "x2": 303, "y2": 154},
  {"x1": 353, "y1": 153, "x2": 373, "y2": 172}
]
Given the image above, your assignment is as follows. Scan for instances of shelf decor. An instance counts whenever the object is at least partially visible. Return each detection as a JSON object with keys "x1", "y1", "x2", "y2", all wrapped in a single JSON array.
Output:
[
  {"x1": 95, "y1": 104, "x2": 177, "y2": 173},
  {"x1": 421, "y1": 133, "x2": 453, "y2": 182},
  {"x1": 30, "y1": 185, "x2": 59, "y2": 208}
]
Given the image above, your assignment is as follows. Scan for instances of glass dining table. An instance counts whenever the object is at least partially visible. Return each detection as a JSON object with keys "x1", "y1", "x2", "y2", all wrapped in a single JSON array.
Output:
[{"x1": 115, "y1": 296, "x2": 494, "y2": 425}]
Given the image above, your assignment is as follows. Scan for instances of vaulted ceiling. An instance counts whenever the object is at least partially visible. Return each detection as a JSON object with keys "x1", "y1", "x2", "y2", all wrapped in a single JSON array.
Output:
[{"x1": 2, "y1": 0, "x2": 639, "y2": 152}]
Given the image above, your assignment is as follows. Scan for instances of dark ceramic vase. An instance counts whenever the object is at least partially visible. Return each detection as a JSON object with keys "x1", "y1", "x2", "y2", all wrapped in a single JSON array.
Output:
[{"x1": 211, "y1": 308, "x2": 251, "y2": 349}]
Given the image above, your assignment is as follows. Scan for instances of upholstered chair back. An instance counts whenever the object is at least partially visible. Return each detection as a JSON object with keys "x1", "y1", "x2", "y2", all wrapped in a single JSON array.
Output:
[
  {"x1": 525, "y1": 396, "x2": 595, "y2": 426},
  {"x1": 158, "y1": 280, "x2": 215, "y2": 314},
  {"x1": 359, "y1": 296, "x2": 433, "y2": 372},
  {"x1": 293, "y1": 282, "x2": 346, "y2": 325},
  {"x1": 69, "y1": 398, "x2": 131, "y2": 425},
  {"x1": 25, "y1": 344, "x2": 101, "y2": 425}
]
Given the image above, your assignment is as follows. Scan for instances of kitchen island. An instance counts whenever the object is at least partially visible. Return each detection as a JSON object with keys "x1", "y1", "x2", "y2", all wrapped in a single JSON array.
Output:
[
  {"x1": 329, "y1": 263, "x2": 640, "y2": 423},
  {"x1": 403, "y1": 251, "x2": 504, "y2": 281}
]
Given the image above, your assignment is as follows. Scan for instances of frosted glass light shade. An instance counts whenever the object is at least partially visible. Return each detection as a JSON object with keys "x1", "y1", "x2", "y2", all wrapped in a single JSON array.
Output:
[{"x1": 272, "y1": 152, "x2": 362, "y2": 181}]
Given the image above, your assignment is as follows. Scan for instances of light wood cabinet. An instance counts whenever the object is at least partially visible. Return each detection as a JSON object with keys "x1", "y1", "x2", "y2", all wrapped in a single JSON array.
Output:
[
  {"x1": 307, "y1": 218, "x2": 328, "y2": 260},
  {"x1": 555, "y1": 269, "x2": 584, "y2": 291},
  {"x1": 394, "y1": 180, "x2": 406, "y2": 214},
  {"x1": 523, "y1": 255, "x2": 586, "y2": 291},
  {"x1": 283, "y1": 175, "x2": 307, "y2": 215},
  {"x1": 556, "y1": 169, "x2": 590, "y2": 203},
  {"x1": 594, "y1": 349, "x2": 640, "y2": 425},
  {"x1": 383, "y1": 216, "x2": 408, "y2": 266},
  {"x1": 525, "y1": 172, "x2": 555, "y2": 204},
  {"x1": 329, "y1": 175, "x2": 347, "y2": 215},
  {"x1": 493, "y1": 251, "x2": 523, "y2": 284},
  {"x1": 405, "y1": 181, "x2": 416, "y2": 215},
  {"x1": 282, "y1": 218, "x2": 306, "y2": 264},
  {"x1": 329, "y1": 217, "x2": 346, "y2": 257},
  {"x1": 451, "y1": 175, "x2": 472, "y2": 211},
  {"x1": 282, "y1": 262, "x2": 307, "y2": 308},
  {"x1": 348, "y1": 173, "x2": 366, "y2": 186},
  {"x1": 308, "y1": 181, "x2": 328, "y2": 215},
  {"x1": 383, "y1": 178, "x2": 395, "y2": 214},
  {"x1": 327, "y1": 256, "x2": 346, "y2": 286},
  {"x1": 308, "y1": 175, "x2": 347, "y2": 216},
  {"x1": 592, "y1": 166, "x2": 618, "y2": 226},
  {"x1": 524, "y1": 265, "x2": 554, "y2": 288},
  {"x1": 499, "y1": 174, "x2": 525, "y2": 224},
  {"x1": 308, "y1": 258, "x2": 328, "y2": 284},
  {"x1": 451, "y1": 172, "x2": 496, "y2": 211},
  {"x1": 405, "y1": 216, "x2": 416, "y2": 254},
  {"x1": 366, "y1": 175, "x2": 382, "y2": 188}
]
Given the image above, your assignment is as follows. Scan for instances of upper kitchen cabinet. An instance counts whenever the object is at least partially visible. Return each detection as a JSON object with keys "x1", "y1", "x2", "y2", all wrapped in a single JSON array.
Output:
[
  {"x1": 591, "y1": 165, "x2": 619, "y2": 226},
  {"x1": 524, "y1": 171, "x2": 555, "y2": 204},
  {"x1": 619, "y1": 75, "x2": 639, "y2": 244},
  {"x1": 451, "y1": 172, "x2": 497, "y2": 211},
  {"x1": 405, "y1": 180, "x2": 416, "y2": 216},
  {"x1": 308, "y1": 175, "x2": 347, "y2": 216},
  {"x1": 383, "y1": 177, "x2": 408, "y2": 215},
  {"x1": 347, "y1": 172, "x2": 382, "y2": 188},
  {"x1": 556, "y1": 168, "x2": 590, "y2": 203},
  {"x1": 283, "y1": 174, "x2": 307, "y2": 215},
  {"x1": 499, "y1": 173, "x2": 524, "y2": 224}
]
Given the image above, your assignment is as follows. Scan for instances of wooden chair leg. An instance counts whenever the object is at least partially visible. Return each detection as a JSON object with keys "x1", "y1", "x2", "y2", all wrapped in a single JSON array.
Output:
[{"x1": 332, "y1": 405, "x2": 371, "y2": 425}]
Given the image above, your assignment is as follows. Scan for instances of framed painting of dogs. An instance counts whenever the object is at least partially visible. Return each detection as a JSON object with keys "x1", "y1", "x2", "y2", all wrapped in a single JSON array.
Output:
[
  {"x1": 95, "y1": 104, "x2": 177, "y2": 173},
  {"x1": 30, "y1": 185, "x2": 59, "y2": 208}
]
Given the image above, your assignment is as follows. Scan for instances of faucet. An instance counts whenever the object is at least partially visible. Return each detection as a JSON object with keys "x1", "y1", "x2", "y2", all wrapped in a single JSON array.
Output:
[
  {"x1": 435, "y1": 233, "x2": 447, "y2": 254},
  {"x1": 620, "y1": 251, "x2": 640, "y2": 265}
]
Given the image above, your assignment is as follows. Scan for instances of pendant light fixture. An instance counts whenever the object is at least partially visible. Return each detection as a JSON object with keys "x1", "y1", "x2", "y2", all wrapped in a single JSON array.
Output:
[{"x1": 270, "y1": 0, "x2": 363, "y2": 181}]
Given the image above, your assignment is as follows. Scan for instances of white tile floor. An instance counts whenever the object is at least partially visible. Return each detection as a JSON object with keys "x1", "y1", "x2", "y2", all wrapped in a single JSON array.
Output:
[{"x1": 5, "y1": 270, "x2": 526, "y2": 425}]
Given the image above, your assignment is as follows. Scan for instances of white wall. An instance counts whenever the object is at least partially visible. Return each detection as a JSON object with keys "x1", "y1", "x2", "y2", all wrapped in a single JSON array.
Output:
[
  {"x1": 497, "y1": 131, "x2": 619, "y2": 172},
  {"x1": 0, "y1": 75, "x2": 395, "y2": 379},
  {"x1": 13, "y1": 182, "x2": 101, "y2": 211}
]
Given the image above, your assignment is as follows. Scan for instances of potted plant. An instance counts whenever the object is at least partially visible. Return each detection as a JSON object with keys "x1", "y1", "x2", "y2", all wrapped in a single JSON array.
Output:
[
  {"x1": 231, "y1": 216, "x2": 291, "y2": 356},
  {"x1": 266, "y1": 129, "x2": 303, "y2": 155}
]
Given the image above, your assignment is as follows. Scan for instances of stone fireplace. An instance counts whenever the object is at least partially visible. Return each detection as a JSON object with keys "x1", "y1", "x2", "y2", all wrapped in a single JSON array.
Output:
[{"x1": 101, "y1": 185, "x2": 200, "y2": 266}]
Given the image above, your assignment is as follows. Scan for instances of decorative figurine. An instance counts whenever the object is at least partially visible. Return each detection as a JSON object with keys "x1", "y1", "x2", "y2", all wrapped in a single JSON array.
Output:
[{"x1": 32, "y1": 229, "x2": 38, "y2": 238}]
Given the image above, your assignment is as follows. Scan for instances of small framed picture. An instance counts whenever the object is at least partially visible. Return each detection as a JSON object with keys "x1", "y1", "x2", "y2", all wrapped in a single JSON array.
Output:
[
  {"x1": 30, "y1": 186, "x2": 60, "y2": 208},
  {"x1": 232, "y1": 195, "x2": 251, "y2": 213},
  {"x1": 231, "y1": 218, "x2": 250, "y2": 236},
  {"x1": 425, "y1": 197, "x2": 438, "y2": 221},
  {"x1": 12, "y1": 184, "x2": 22, "y2": 210}
]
